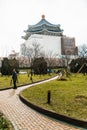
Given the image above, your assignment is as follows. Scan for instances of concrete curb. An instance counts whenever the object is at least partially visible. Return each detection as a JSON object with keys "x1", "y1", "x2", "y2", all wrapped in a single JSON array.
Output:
[{"x1": 19, "y1": 90, "x2": 87, "y2": 129}]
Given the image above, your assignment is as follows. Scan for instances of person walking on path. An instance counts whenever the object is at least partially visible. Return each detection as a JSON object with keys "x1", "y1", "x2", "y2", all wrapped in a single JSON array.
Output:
[{"x1": 12, "y1": 69, "x2": 18, "y2": 89}]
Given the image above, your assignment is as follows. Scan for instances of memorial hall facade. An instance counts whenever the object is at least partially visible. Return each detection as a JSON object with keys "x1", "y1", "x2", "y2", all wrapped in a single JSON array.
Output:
[{"x1": 21, "y1": 15, "x2": 78, "y2": 59}]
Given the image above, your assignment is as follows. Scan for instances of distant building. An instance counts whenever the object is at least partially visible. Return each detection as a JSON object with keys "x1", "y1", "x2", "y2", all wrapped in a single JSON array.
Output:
[
  {"x1": 61, "y1": 36, "x2": 78, "y2": 56},
  {"x1": 22, "y1": 14, "x2": 63, "y2": 40},
  {"x1": 20, "y1": 15, "x2": 78, "y2": 66},
  {"x1": 8, "y1": 50, "x2": 19, "y2": 59}
]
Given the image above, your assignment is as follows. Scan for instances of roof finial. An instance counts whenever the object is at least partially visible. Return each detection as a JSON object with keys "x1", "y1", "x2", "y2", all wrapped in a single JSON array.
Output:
[{"x1": 42, "y1": 15, "x2": 45, "y2": 19}]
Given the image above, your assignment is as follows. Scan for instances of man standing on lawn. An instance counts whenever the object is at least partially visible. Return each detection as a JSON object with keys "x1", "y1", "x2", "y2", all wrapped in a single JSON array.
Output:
[{"x1": 12, "y1": 69, "x2": 18, "y2": 89}]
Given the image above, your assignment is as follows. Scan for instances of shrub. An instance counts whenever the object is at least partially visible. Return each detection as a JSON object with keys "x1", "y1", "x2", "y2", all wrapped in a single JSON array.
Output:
[
  {"x1": 1, "y1": 58, "x2": 19, "y2": 75},
  {"x1": 32, "y1": 57, "x2": 47, "y2": 74}
]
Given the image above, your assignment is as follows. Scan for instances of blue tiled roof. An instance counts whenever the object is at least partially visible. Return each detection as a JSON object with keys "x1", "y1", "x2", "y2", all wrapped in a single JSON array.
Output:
[
  {"x1": 25, "y1": 16, "x2": 63, "y2": 34},
  {"x1": 28, "y1": 28, "x2": 63, "y2": 33},
  {"x1": 29, "y1": 29, "x2": 63, "y2": 35},
  {"x1": 33, "y1": 19, "x2": 60, "y2": 27}
]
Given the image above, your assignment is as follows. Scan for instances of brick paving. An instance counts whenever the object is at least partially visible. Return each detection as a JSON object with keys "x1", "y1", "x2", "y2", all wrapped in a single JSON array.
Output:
[{"x1": 0, "y1": 77, "x2": 81, "y2": 130}]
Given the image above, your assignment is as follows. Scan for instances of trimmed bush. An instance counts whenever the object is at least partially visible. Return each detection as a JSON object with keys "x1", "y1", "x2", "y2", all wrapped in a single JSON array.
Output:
[
  {"x1": 32, "y1": 57, "x2": 47, "y2": 74},
  {"x1": 1, "y1": 58, "x2": 19, "y2": 75}
]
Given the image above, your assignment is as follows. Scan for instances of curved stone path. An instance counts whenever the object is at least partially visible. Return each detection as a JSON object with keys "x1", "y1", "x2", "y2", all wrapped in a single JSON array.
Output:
[{"x1": 0, "y1": 77, "x2": 81, "y2": 130}]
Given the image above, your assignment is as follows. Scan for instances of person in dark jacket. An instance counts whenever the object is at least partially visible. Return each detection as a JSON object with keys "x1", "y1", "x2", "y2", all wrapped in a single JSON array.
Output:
[{"x1": 12, "y1": 69, "x2": 18, "y2": 89}]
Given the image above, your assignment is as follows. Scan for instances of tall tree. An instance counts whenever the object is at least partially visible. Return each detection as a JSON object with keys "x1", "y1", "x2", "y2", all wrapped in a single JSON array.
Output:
[
  {"x1": 78, "y1": 44, "x2": 87, "y2": 58},
  {"x1": 21, "y1": 40, "x2": 44, "y2": 67}
]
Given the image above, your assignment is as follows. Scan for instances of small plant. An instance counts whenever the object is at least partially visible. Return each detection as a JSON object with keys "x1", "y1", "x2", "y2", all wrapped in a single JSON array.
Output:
[
  {"x1": 58, "y1": 78, "x2": 67, "y2": 81},
  {"x1": 0, "y1": 112, "x2": 14, "y2": 130}
]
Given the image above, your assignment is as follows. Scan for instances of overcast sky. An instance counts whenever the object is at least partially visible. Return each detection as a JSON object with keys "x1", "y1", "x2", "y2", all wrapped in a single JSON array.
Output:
[{"x1": 0, "y1": 0, "x2": 87, "y2": 57}]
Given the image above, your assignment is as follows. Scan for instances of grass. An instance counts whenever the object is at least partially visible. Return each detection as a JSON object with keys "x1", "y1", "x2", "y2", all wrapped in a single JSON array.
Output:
[
  {"x1": 0, "y1": 112, "x2": 14, "y2": 130},
  {"x1": 0, "y1": 73, "x2": 56, "y2": 89},
  {"x1": 21, "y1": 73, "x2": 87, "y2": 121}
]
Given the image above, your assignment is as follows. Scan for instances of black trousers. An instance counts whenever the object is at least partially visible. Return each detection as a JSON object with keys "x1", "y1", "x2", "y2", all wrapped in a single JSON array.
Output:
[{"x1": 13, "y1": 80, "x2": 17, "y2": 89}]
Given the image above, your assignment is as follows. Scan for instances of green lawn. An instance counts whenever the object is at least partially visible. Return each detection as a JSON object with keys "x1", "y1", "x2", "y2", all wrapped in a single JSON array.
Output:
[
  {"x1": 0, "y1": 73, "x2": 56, "y2": 89},
  {"x1": 21, "y1": 74, "x2": 87, "y2": 121}
]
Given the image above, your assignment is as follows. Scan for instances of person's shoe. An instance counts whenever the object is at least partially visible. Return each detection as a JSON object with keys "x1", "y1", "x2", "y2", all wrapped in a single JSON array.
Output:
[{"x1": 13, "y1": 87, "x2": 17, "y2": 89}]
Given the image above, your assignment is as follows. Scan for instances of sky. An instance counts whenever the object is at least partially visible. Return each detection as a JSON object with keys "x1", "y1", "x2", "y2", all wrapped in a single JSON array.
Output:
[{"x1": 0, "y1": 0, "x2": 87, "y2": 57}]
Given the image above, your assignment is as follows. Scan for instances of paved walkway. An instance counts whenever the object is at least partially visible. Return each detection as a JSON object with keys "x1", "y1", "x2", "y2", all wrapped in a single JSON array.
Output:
[{"x1": 0, "y1": 77, "x2": 81, "y2": 130}]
